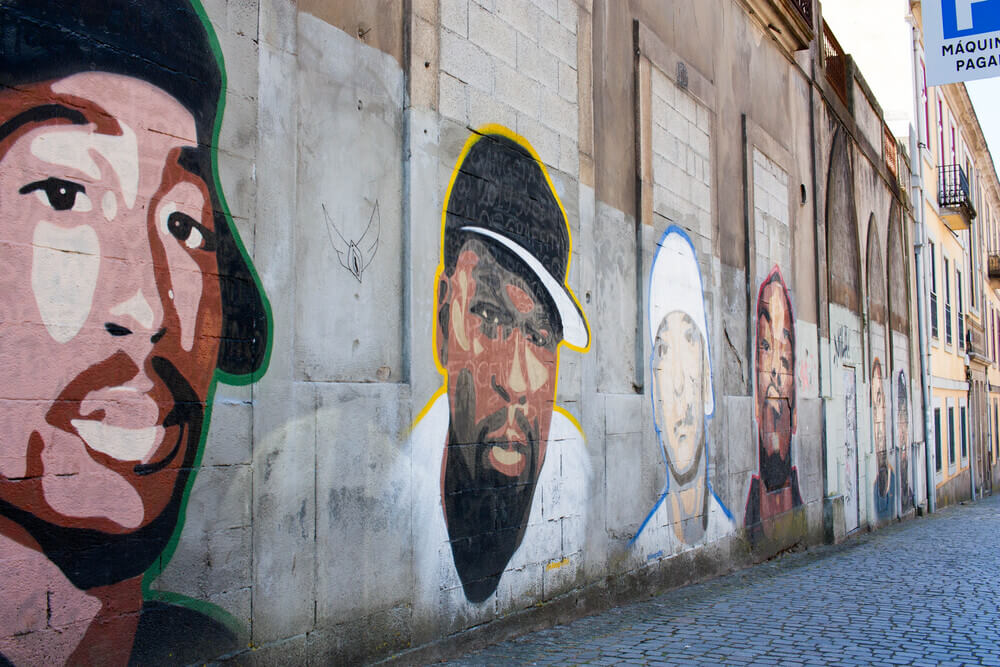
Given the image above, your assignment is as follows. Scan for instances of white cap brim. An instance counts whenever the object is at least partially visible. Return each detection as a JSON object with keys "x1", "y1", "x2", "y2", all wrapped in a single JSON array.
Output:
[{"x1": 460, "y1": 226, "x2": 589, "y2": 349}]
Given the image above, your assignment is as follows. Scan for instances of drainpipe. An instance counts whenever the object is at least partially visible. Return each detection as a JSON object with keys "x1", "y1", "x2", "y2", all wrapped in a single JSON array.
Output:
[
  {"x1": 908, "y1": 17, "x2": 936, "y2": 514},
  {"x1": 969, "y1": 374, "x2": 978, "y2": 501}
]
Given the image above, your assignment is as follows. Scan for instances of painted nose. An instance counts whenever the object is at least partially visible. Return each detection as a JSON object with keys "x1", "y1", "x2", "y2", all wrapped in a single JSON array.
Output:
[
  {"x1": 100, "y1": 212, "x2": 166, "y2": 344},
  {"x1": 506, "y1": 329, "x2": 528, "y2": 395}
]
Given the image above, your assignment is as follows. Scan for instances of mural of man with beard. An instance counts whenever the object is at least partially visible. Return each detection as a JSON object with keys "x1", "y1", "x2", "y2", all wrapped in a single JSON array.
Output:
[
  {"x1": 406, "y1": 126, "x2": 590, "y2": 606},
  {"x1": 0, "y1": 0, "x2": 269, "y2": 663},
  {"x1": 745, "y1": 266, "x2": 802, "y2": 538},
  {"x1": 872, "y1": 359, "x2": 896, "y2": 522}
]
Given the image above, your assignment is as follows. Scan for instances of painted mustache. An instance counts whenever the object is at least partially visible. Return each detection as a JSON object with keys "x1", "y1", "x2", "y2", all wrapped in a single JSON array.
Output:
[{"x1": 47, "y1": 352, "x2": 200, "y2": 475}]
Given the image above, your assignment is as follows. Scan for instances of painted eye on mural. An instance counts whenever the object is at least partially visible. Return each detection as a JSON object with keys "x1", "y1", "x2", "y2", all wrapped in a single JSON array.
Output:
[
  {"x1": 164, "y1": 210, "x2": 217, "y2": 251},
  {"x1": 524, "y1": 324, "x2": 551, "y2": 348},
  {"x1": 471, "y1": 301, "x2": 505, "y2": 328},
  {"x1": 19, "y1": 177, "x2": 92, "y2": 213}
]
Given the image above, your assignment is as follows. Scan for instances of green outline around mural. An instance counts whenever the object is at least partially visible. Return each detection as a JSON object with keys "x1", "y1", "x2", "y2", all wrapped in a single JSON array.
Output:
[{"x1": 141, "y1": 0, "x2": 273, "y2": 638}]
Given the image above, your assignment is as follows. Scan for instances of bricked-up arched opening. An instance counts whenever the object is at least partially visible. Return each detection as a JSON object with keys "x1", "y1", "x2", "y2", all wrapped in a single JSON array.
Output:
[
  {"x1": 867, "y1": 214, "x2": 888, "y2": 329},
  {"x1": 886, "y1": 199, "x2": 914, "y2": 514},
  {"x1": 826, "y1": 128, "x2": 862, "y2": 313},
  {"x1": 887, "y1": 201, "x2": 910, "y2": 335},
  {"x1": 868, "y1": 214, "x2": 895, "y2": 523}
]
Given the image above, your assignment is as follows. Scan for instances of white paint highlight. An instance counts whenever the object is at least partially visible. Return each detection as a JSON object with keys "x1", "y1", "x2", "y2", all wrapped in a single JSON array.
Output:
[
  {"x1": 31, "y1": 221, "x2": 100, "y2": 343},
  {"x1": 110, "y1": 289, "x2": 155, "y2": 330},
  {"x1": 101, "y1": 191, "x2": 117, "y2": 221},
  {"x1": 30, "y1": 125, "x2": 140, "y2": 209},
  {"x1": 71, "y1": 420, "x2": 163, "y2": 463}
]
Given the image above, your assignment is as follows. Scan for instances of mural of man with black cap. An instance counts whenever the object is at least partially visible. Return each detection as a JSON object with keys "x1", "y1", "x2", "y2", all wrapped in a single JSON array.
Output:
[
  {"x1": 0, "y1": 0, "x2": 269, "y2": 662},
  {"x1": 406, "y1": 126, "x2": 590, "y2": 606}
]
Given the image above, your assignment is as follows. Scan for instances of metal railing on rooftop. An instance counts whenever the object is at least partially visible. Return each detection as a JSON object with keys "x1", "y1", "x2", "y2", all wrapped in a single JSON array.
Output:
[{"x1": 822, "y1": 21, "x2": 848, "y2": 106}]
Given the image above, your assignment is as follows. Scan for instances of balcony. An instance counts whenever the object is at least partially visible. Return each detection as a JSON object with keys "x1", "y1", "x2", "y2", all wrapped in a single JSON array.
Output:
[
  {"x1": 989, "y1": 254, "x2": 1000, "y2": 288},
  {"x1": 966, "y1": 316, "x2": 989, "y2": 366},
  {"x1": 938, "y1": 164, "x2": 976, "y2": 231}
]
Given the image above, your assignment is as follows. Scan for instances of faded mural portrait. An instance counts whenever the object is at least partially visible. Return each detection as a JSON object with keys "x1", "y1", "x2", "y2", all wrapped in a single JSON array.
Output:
[
  {"x1": 897, "y1": 371, "x2": 913, "y2": 513},
  {"x1": 407, "y1": 126, "x2": 590, "y2": 604},
  {"x1": 0, "y1": 1, "x2": 269, "y2": 663},
  {"x1": 872, "y1": 359, "x2": 896, "y2": 521},
  {"x1": 745, "y1": 266, "x2": 803, "y2": 537},
  {"x1": 632, "y1": 227, "x2": 733, "y2": 555}
]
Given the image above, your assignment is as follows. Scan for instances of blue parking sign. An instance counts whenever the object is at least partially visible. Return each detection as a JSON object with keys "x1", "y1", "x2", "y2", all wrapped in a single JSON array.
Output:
[{"x1": 926, "y1": 0, "x2": 1000, "y2": 84}]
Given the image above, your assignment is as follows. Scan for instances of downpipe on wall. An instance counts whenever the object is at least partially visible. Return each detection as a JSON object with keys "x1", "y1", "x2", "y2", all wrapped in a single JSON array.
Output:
[{"x1": 908, "y1": 18, "x2": 936, "y2": 514}]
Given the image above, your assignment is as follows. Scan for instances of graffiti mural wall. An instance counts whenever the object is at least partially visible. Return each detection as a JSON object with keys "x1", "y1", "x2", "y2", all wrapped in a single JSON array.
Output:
[
  {"x1": 746, "y1": 266, "x2": 803, "y2": 540},
  {"x1": 631, "y1": 227, "x2": 733, "y2": 559},
  {"x1": 405, "y1": 126, "x2": 590, "y2": 609},
  {"x1": 0, "y1": 0, "x2": 269, "y2": 663}
]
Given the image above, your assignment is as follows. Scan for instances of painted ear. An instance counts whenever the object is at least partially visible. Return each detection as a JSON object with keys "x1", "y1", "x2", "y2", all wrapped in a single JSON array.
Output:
[{"x1": 436, "y1": 276, "x2": 451, "y2": 366}]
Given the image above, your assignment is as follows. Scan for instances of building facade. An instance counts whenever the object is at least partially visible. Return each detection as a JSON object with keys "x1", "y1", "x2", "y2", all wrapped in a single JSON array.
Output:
[{"x1": 910, "y1": 0, "x2": 1000, "y2": 507}]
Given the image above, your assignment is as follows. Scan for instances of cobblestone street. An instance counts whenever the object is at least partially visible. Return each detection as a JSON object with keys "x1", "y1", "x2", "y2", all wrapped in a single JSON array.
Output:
[{"x1": 444, "y1": 496, "x2": 1000, "y2": 666}]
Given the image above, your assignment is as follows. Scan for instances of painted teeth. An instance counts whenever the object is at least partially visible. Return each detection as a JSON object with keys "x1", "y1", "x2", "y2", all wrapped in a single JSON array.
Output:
[
  {"x1": 491, "y1": 445, "x2": 524, "y2": 466},
  {"x1": 71, "y1": 420, "x2": 162, "y2": 462}
]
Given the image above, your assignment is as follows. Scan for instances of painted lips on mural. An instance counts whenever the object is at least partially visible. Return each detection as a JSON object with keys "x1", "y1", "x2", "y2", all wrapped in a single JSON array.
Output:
[{"x1": 0, "y1": 0, "x2": 268, "y2": 664}]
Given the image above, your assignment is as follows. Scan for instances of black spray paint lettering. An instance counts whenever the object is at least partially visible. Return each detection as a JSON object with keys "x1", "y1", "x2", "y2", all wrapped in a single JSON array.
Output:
[{"x1": 834, "y1": 325, "x2": 850, "y2": 360}]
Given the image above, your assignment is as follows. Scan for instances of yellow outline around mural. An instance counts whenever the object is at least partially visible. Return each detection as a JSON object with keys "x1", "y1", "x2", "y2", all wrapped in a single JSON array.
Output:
[{"x1": 411, "y1": 124, "x2": 590, "y2": 433}]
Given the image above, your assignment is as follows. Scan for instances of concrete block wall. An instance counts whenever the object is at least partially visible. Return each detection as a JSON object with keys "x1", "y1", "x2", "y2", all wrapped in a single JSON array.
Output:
[{"x1": 0, "y1": 0, "x2": 921, "y2": 663}]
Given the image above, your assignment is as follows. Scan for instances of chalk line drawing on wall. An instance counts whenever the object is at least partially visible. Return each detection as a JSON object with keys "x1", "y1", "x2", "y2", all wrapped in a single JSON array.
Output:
[
  {"x1": 631, "y1": 226, "x2": 733, "y2": 556},
  {"x1": 873, "y1": 359, "x2": 896, "y2": 522},
  {"x1": 0, "y1": 1, "x2": 271, "y2": 663},
  {"x1": 322, "y1": 200, "x2": 380, "y2": 282},
  {"x1": 407, "y1": 125, "x2": 590, "y2": 604},
  {"x1": 745, "y1": 266, "x2": 803, "y2": 540},
  {"x1": 897, "y1": 370, "x2": 913, "y2": 513}
]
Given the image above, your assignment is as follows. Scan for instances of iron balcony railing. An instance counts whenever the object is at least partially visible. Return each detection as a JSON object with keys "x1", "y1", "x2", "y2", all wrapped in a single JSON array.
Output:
[
  {"x1": 789, "y1": 0, "x2": 813, "y2": 26},
  {"x1": 938, "y1": 164, "x2": 977, "y2": 220}
]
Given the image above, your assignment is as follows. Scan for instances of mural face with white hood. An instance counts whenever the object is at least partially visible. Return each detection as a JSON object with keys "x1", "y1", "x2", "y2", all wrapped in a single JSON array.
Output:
[{"x1": 632, "y1": 226, "x2": 733, "y2": 550}]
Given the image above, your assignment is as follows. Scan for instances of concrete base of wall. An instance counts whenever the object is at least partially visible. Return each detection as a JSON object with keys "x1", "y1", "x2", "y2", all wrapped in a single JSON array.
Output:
[
  {"x1": 370, "y1": 525, "x2": 825, "y2": 666},
  {"x1": 824, "y1": 495, "x2": 846, "y2": 544},
  {"x1": 936, "y1": 469, "x2": 974, "y2": 508}
]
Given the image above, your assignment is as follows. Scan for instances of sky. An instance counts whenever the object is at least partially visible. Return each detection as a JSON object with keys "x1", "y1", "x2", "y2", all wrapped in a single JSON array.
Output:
[{"x1": 966, "y1": 79, "x2": 1000, "y2": 176}]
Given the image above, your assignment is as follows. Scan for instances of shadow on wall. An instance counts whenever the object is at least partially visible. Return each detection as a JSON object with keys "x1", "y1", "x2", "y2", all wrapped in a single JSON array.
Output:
[{"x1": 0, "y1": 0, "x2": 270, "y2": 663}]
